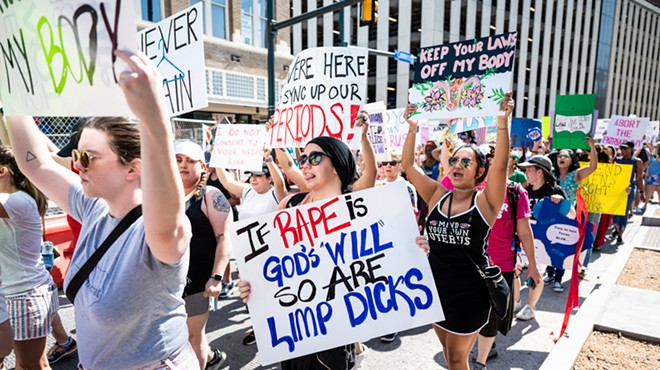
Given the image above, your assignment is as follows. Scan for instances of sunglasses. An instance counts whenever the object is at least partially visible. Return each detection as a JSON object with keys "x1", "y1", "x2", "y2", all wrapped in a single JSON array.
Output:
[
  {"x1": 298, "y1": 151, "x2": 330, "y2": 167},
  {"x1": 71, "y1": 149, "x2": 99, "y2": 168},
  {"x1": 557, "y1": 154, "x2": 570, "y2": 159},
  {"x1": 379, "y1": 160, "x2": 399, "y2": 167},
  {"x1": 448, "y1": 156, "x2": 473, "y2": 169}
]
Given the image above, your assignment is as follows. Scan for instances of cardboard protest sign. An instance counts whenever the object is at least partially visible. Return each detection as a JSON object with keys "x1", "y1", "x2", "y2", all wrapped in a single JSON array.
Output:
[
  {"x1": 541, "y1": 116, "x2": 551, "y2": 139},
  {"x1": 209, "y1": 124, "x2": 267, "y2": 171},
  {"x1": 359, "y1": 102, "x2": 391, "y2": 162},
  {"x1": 511, "y1": 118, "x2": 542, "y2": 148},
  {"x1": 269, "y1": 47, "x2": 367, "y2": 148},
  {"x1": 229, "y1": 182, "x2": 443, "y2": 365},
  {"x1": 410, "y1": 32, "x2": 517, "y2": 119},
  {"x1": 601, "y1": 116, "x2": 650, "y2": 148},
  {"x1": 645, "y1": 121, "x2": 659, "y2": 144},
  {"x1": 530, "y1": 199, "x2": 593, "y2": 268},
  {"x1": 0, "y1": 0, "x2": 137, "y2": 116},
  {"x1": 137, "y1": 3, "x2": 207, "y2": 117},
  {"x1": 553, "y1": 94, "x2": 596, "y2": 150},
  {"x1": 579, "y1": 162, "x2": 633, "y2": 216},
  {"x1": 449, "y1": 116, "x2": 495, "y2": 135},
  {"x1": 383, "y1": 108, "x2": 409, "y2": 152},
  {"x1": 594, "y1": 119, "x2": 609, "y2": 140}
]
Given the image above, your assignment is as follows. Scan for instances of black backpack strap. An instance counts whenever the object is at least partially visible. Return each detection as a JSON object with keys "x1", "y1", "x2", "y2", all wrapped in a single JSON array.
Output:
[{"x1": 65, "y1": 205, "x2": 142, "y2": 304}]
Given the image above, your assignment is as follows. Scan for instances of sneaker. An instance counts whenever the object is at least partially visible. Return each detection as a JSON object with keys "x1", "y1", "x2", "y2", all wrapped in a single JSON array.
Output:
[
  {"x1": 242, "y1": 330, "x2": 256, "y2": 346},
  {"x1": 47, "y1": 336, "x2": 77, "y2": 364},
  {"x1": 205, "y1": 348, "x2": 227, "y2": 370},
  {"x1": 543, "y1": 275, "x2": 554, "y2": 284},
  {"x1": 553, "y1": 282, "x2": 564, "y2": 293},
  {"x1": 380, "y1": 332, "x2": 397, "y2": 342},
  {"x1": 352, "y1": 344, "x2": 369, "y2": 370},
  {"x1": 516, "y1": 304, "x2": 536, "y2": 321},
  {"x1": 514, "y1": 299, "x2": 523, "y2": 313},
  {"x1": 219, "y1": 281, "x2": 236, "y2": 299}
]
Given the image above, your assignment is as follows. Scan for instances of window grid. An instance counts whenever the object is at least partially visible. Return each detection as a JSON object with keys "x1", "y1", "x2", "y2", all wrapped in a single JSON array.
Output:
[
  {"x1": 211, "y1": 70, "x2": 224, "y2": 97},
  {"x1": 226, "y1": 73, "x2": 256, "y2": 100}
]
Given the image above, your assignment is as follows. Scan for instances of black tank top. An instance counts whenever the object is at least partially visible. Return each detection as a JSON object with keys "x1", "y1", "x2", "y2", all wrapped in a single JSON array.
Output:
[
  {"x1": 185, "y1": 187, "x2": 217, "y2": 295},
  {"x1": 426, "y1": 191, "x2": 491, "y2": 268}
]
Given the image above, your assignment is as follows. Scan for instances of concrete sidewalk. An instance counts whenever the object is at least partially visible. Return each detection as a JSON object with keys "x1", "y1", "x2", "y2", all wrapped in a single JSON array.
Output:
[{"x1": 4, "y1": 209, "x2": 659, "y2": 370}]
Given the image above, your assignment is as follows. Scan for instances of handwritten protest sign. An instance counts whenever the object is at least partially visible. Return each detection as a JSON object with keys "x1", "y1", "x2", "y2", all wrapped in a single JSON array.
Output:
[
  {"x1": 578, "y1": 162, "x2": 632, "y2": 216},
  {"x1": 511, "y1": 118, "x2": 542, "y2": 148},
  {"x1": 530, "y1": 199, "x2": 593, "y2": 268},
  {"x1": 384, "y1": 108, "x2": 422, "y2": 152},
  {"x1": 358, "y1": 102, "x2": 391, "y2": 161},
  {"x1": 601, "y1": 116, "x2": 650, "y2": 148},
  {"x1": 449, "y1": 116, "x2": 495, "y2": 135},
  {"x1": 137, "y1": 3, "x2": 207, "y2": 117},
  {"x1": 269, "y1": 47, "x2": 367, "y2": 148},
  {"x1": 229, "y1": 182, "x2": 443, "y2": 365},
  {"x1": 553, "y1": 94, "x2": 595, "y2": 150},
  {"x1": 209, "y1": 124, "x2": 267, "y2": 171},
  {"x1": 0, "y1": 0, "x2": 137, "y2": 116},
  {"x1": 594, "y1": 119, "x2": 609, "y2": 140},
  {"x1": 410, "y1": 32, "x2": 517, "y2": 120},
  {"x1": 645, "y1": 121, "x2": 659, "y2": 144}
]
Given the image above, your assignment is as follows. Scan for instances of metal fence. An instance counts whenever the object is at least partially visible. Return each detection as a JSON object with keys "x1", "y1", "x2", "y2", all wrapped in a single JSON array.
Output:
[{"x1": 38, "y1": 116, "x2": 80, "y2": 149}]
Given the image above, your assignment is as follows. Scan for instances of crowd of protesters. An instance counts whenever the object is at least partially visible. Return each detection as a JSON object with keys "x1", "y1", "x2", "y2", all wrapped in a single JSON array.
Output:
[{"x1": 0, "y1": 50, "x2": 658, "y2": 370}]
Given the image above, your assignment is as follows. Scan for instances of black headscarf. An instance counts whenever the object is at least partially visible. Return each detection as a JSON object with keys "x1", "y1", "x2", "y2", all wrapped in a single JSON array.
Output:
[{"x1": 307, "y1": 136, "x2": 356, "y2": 194}]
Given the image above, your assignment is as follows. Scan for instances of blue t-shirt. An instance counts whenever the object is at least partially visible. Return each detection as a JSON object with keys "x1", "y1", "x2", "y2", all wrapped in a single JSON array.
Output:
[{"x1": 65, "y1": 185, "x2": 190, "y2": 369}]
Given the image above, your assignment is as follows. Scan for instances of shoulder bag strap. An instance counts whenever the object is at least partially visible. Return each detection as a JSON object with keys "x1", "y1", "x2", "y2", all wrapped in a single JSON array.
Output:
[
  {"x1": 65, "y1": 205, "x2": 143, "y2": 304},
  {"x1": 446, "y1": 193, "x2": 486, "y2": 276}
]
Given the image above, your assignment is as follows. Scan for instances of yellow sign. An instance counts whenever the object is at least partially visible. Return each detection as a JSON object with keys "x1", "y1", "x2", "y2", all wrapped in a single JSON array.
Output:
[{"x1": 579, "y1": 162, "x2": 633, "y2": 216}]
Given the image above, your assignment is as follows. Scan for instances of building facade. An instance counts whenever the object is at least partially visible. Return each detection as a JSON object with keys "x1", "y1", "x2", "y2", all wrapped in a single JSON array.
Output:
[
  {"x1": 291, "y1": 0, "x2": 660, "y2": 121},
  {"x1": 136, "y1": 0, "x2": 293, "y2": 123}
]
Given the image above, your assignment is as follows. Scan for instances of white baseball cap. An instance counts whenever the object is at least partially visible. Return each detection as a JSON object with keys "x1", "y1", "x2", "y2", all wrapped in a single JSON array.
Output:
[{"x1": 174, "y1": 141, "x2": 204, "y2": 162}]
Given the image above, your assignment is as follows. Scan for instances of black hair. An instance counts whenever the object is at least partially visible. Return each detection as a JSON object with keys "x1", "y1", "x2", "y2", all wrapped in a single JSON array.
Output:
[
  {"x1": 552, "y1": 148, "x2": 579, "y2": 178},
  {"x1": 452, "y1": 144, "x2": 489, "y2": 184}
]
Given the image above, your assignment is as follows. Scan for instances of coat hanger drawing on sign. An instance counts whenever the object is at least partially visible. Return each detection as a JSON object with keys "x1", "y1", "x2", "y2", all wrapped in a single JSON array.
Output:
[{"x1": 157, "y1": 38, "x2": 185, "y2": 84}]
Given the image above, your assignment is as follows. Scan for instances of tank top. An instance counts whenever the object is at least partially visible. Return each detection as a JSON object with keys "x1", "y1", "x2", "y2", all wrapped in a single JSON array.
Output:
[
  {"x1": 426, "y1": 191, "x2": 491, "y2": 268},
  {"x1": 559, "y1": 170, "x2": 579, "y2": 205},
  {"x1": 184, "y1": 187, "x2": 217, "y2": 295}
]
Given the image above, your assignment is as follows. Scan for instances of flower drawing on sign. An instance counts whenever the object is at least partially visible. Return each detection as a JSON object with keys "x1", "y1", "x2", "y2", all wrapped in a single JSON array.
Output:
[
  {"x1": 424, "y1": 86, "x2": 446, "y2": 112},
  {"x1": 416, "y1": 75, "x2": 488, "y2": 113},
  {"x1": 462, "y1": 84, "x2": 484, "y2": 108}
]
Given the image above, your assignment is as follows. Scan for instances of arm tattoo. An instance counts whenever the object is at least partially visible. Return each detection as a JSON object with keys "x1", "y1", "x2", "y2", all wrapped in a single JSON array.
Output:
[
  {"x1": 215, "y1": 233, "x2": 224, "y2": 241},
  {"x1": 287, "y1": 161, "x2": 293, "y2": 167},
  {"x1": 26, "y1": 151, "x2": 37, "y2": 162},
  {"x1": 212, "y1": 191, "x2": 231, "y2": 213}
]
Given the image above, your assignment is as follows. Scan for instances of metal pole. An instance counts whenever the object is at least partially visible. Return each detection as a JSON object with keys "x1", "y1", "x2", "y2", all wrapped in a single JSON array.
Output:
[
  {"x1": 267, "y1": 0, "x2": 276, "y2": 117},
  {"x1": 339, "y1": 7, "x2": 346, "y2": 47}
]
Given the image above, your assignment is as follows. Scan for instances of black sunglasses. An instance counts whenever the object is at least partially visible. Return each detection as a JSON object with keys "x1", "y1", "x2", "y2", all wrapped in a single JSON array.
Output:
[
  {"x1": 299, "y1": 151, "x2": 330, "y2": 167},
  {"x1": 72, "y1": 149, "x2": 99, "y2": 168},
  {"x1": 448, "y1": 156, "x2": 473, "y2": 169},
  {"x1": 379, "y1": 160, "x2": 399, "y2": 167}
]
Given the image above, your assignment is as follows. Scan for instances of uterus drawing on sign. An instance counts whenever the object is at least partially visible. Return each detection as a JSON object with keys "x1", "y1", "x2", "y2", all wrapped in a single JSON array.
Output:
[{"x1": 156, "y1": 38, "x2": 185, "y2": 84}]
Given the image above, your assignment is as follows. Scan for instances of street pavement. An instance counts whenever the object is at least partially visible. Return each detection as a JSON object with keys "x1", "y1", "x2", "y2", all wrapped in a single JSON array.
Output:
[{"x1": 4, "y1": 205, "x2": 659, "y2": 370}]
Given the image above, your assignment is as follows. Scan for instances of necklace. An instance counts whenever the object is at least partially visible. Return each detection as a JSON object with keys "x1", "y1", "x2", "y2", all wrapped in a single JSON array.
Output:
[{"x1": 453, "y1": 186, "x2": 477, "y2": 193}]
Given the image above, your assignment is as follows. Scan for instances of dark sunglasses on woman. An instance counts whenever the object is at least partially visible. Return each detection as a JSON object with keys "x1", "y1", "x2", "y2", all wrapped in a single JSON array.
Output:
[
  {"x1": 379, "y1": 160, "x2": 399, "y2": 167},
  {"x1": 448, "y1": 156, "x2": 473, "y2": 169},
  {"x1": 298, "y1": 151, "x2": 330, "y2": 167},
  {"x1": 72, "y1": 149, "x2": 98, "y2": 168}
]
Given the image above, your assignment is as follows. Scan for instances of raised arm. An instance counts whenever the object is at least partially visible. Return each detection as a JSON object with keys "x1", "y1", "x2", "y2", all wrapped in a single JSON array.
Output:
[
  {"x1": 401, "y1": 104, "x2": 446, "y2": 204},
  {"x1": 6, "y1": 117, "x2": 79, "y2": 214},
  {"x1": 203, "y1": 187, "x2": 233, "y2": 298},
  {"x1": 352, "y1": 111, "x2": 377, "y2": 191},
  {"x1": 575, "y1": 134, "x2": 598, "y2": 183},
  {"x1": 115, "y1": 50, "x2": 190, "y2": 264},
  {"x1": 214, "y1": 166, "x2": 248, "y2": 199},
  {"x1": 264, "y1": 149, "x2": 287, "y2": 202},
  {"x1": 479, "y1": 92, "x2": 514, "y2": 224},
  {"x1": 274, "y1": 148, "x2": 308, "y2": 192}
]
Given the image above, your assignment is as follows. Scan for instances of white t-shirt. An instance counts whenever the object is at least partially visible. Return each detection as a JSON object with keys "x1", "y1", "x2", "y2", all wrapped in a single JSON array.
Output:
[
  {"x1": 238, "y1": 187, "x2": 279, "y2": 220},
  {"x1": 0, "y1": 266, "x2": 7, "y2": 323},
  {"x1": 0, "y1": 191, "x2": 52, "y2": 294}
]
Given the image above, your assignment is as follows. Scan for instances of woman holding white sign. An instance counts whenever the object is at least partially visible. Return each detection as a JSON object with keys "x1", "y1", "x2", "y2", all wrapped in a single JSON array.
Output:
[
  {"x1": 6, "y1": 50, "x2": 198, "y2": 369},
  {"x1": 401, "y1": 94, "x2": 514, "y2": 370}
]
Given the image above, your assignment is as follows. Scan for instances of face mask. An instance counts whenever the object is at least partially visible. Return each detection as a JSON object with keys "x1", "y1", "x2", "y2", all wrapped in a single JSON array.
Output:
[{"x1": 511, "y1": 150, "x2": 523, "y2": 159}]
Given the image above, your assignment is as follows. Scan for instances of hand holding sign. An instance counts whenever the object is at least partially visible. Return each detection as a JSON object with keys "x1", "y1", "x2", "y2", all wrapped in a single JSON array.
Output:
[{"x1": 116, "y1": 50, "x2": 168, "y2": 121}]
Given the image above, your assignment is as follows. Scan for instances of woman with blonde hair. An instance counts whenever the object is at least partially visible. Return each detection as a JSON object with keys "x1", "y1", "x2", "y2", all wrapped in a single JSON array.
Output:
[{"x1": 0, "y1": 144, "x2": 54, "y2": 369}]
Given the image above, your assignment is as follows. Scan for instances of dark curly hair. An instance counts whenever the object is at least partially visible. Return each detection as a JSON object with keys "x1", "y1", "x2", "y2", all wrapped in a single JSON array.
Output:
[{"x1": 552, "y1": 148, "x2": 580, "y2": 178}]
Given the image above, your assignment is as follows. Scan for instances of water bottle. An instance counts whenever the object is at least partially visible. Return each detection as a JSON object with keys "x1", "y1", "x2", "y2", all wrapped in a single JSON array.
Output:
[{"x1": 41, "y1": 241, "x2": 55, "y2": 271}]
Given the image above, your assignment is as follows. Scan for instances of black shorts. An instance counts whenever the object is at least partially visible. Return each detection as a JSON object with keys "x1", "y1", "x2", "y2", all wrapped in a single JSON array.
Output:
[{"x1": 479, "y1": 271, "x2": 515, "y2": 337}]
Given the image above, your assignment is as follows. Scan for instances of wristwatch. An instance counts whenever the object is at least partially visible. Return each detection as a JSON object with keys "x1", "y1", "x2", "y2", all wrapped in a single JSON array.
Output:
[{"x1": 210, "y1": 274, "x2": 223, "y2": 281}]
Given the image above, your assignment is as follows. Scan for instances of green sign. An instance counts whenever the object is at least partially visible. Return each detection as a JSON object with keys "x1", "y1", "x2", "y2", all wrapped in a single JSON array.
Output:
[{"x1": 553, "y1": 94, "x2": 596, "y2": 150}]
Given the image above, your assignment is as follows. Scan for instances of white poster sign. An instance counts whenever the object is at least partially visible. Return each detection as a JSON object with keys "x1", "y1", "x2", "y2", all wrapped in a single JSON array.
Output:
[
  {"x1": 269, "y1": 47, "x2": 368, "y2": 148},
  {"x1": 601, "y1": 116, "x2": 650, "y2": 148},
  {"x1": 229, "y1": 182, "x2": 444, "y2": 365},
  {"x1": 209, "y1": 124, "x2": 267, "y2": 171},
  {"x1": 137, "y1": 3, "x2": 207, "y2": 117},
  {"x1": 554, "y1": 114, "x2": 592, "y2": 133},
  {"x1": 357, "y1": 102, "x2": 391, "y2": 162},
  {"x1": 594, "y1": 119, "x2": 609, "y2": 140},
  {"x1": 0, "y1": 0, "x2": 137, "y2": 116}
]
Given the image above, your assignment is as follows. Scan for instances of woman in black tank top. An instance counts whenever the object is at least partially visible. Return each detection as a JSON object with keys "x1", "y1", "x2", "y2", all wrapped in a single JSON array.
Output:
[
  {"x1": 401, "y1": 94, "x2": 514, "y2": 370},
  {"x1": 175, "y1": 142, "x2": 233, "y2": 369}
]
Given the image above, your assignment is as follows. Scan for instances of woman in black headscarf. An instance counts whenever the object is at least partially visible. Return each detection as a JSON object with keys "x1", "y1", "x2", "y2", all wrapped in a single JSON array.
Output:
[{"x1": 237, "y1": 135, "x2": 358, "y2": 369}]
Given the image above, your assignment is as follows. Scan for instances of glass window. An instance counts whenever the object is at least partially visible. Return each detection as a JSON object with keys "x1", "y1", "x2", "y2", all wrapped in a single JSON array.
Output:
[
  {"x1": 242, "y1": 0, "x2": 268, "y2": 47},
  {"x1": 141, "y1": 0, "x2": 162, "y2": 22},
  {"x1": 191, "y1": 0, "x2": 227, "y2": 39}
]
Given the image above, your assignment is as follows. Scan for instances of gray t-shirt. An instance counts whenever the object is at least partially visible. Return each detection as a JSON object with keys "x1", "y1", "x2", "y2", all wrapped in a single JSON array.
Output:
[{"x1": 65, "y1": 185, "x2": 190, "y2": 369}]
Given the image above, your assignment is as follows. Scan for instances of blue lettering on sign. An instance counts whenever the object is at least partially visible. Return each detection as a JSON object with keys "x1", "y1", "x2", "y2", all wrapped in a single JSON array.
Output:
[
  {"x1": 343, "y1": 267, "x2": 433, "y2": 327},
  {"x1": 267, "y1": 301, "x2": 333, "y2": 353}
]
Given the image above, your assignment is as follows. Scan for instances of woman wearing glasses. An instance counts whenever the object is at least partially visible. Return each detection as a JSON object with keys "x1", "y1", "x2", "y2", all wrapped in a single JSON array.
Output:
[
  {"x1": 7, "y1": 50, "x2": 198, "y2": 369},
  {"x1": 401, "y1": 93, "x2": 514, "y2": 370},
  {"x1": 0, "y1": 145, "x2": 53, "y2": 369}
]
